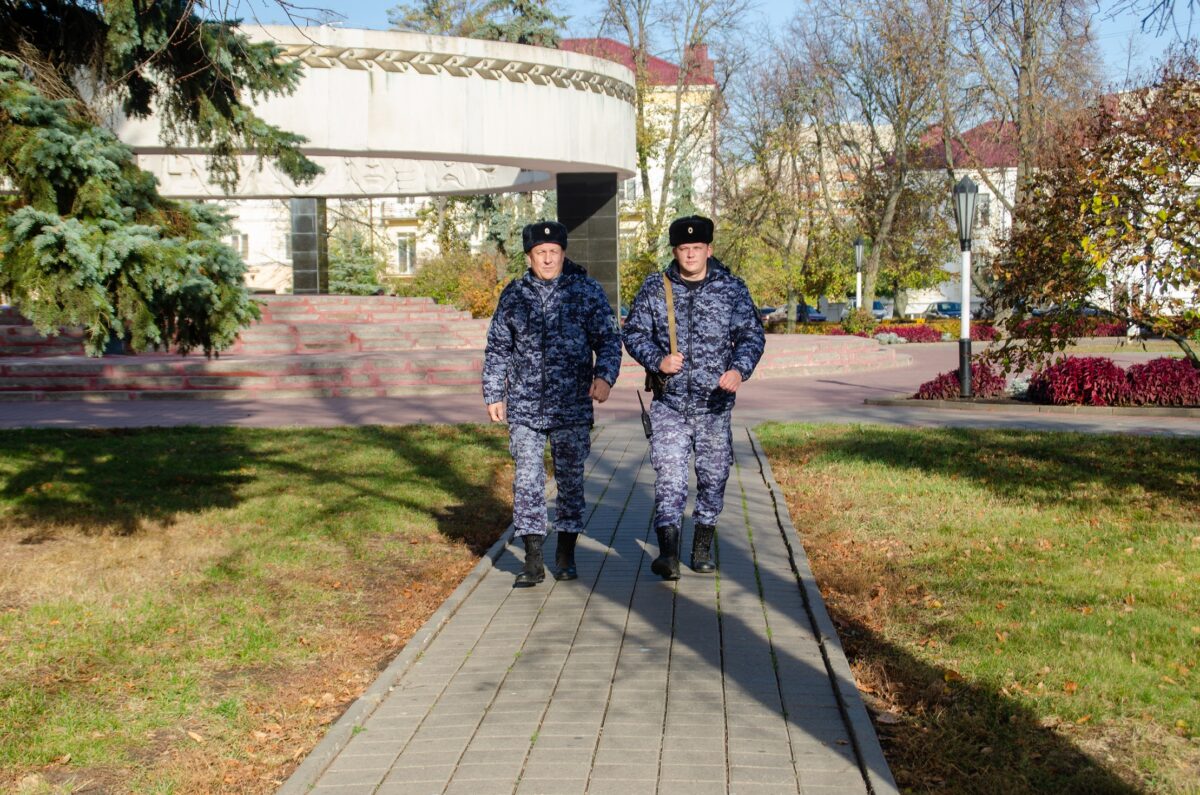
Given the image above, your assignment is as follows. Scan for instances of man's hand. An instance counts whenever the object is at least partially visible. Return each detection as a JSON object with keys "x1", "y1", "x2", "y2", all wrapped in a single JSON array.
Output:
[
  {"x1": 589, "y1": 378, "x2": 611, "y2": 403},
  {"x1": 717, "y1": 369, "x2": 743, "y2": 392},
  {"x1": 659, "y1": 352, "x2": 684, "y2": 374},
  {"x1": 487, "y1": 401, "x2": 507, "y2": 423}
]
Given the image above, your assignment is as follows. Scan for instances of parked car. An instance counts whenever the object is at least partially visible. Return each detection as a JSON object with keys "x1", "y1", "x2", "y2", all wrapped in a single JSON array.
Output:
[
  {"x1": 847, "y1": 299, "x2": 890, "y2": 320},
  {"x1": 925, "y1": 301, "x2": 962, "y2": 319},
  {"x1": 758, "y1": 306, "x2": 778, "y2": 322},
  {"x1": 798, "y1": 302, "x2": 826, "y2": 323}
]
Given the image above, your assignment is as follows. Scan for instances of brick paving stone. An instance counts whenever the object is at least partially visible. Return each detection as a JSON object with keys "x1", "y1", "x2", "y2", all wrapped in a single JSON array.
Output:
[
  {"x1": 659, "y1": 762, "x2": 727, "y2": 780},
  {"x1": 310, "y1": 785, "x2": 378, "y2": 795},
  {"x1": 514, "y1": 778, "x2": 588, "y2": 795},
  {"x1": 584, "y1": 781, "x2": 658, "y2": 795},
  {"x1": 587, "y1": 762, "x2": 661, "y2": 780},
  {"x1": 310, "y1": 768, "x2": 387, "y2": 787},
  {"x1": 293, "y1": 426, "x2": 896, "y2": 795},
  {"x1": 659, "y1": 781, "x2": 729, "y2": 795}
]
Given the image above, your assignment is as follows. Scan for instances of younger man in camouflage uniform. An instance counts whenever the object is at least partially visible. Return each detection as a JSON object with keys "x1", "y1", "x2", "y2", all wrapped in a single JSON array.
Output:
[
  {"x1": 622, "y1": 215, "x2": 765, "y2": 580},
  {"x1": 483, "y1": 221, "x2": 623, "y2": 587}
]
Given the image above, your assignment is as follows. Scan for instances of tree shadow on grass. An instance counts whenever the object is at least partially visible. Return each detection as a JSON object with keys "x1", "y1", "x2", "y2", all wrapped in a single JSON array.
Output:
[
  {"x1": 831, "y1": 610, "x2": 1141, "y2": 794},
  {"x1": 0, "y1": 424, "x2": 513, "y2": 556},
  {"x1": 0, "y1": 427, "x2": 254, "y2": 537},
  {"x1": 767, "y1": 424, "x2": 1200, "y2": 511}
]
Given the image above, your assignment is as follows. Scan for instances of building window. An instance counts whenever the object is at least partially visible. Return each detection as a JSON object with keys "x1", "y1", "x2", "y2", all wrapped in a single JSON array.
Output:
[
  {"x1": 620, "y1": 178, "x2": 639, "y2": 202},
  {"x1": 228, "y1": 232, "x2": 249, "y2": 258},
  {"x1": 978, "y1": 194, "x2": 991, "y2": 228},
  {"x1": 397, "y1": 234, "x2": 416, "y2": 275}
]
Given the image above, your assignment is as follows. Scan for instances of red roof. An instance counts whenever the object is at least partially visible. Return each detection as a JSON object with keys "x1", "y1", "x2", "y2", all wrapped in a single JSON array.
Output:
[
  {"x1": 916, "y1": 121, "x2": 1018, "y2": 169},
  {"x1": 560, "y1": 38, "x2": 715, "y2": 86}
]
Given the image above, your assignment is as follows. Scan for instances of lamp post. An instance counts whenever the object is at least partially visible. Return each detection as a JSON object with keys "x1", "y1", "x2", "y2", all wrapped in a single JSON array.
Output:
[
  {"x1": 854, "y1": 236, "x2": 864, "y2": 312},
  {"x1": 952, "y1": 176, "x2": 979, "y2": 398}
]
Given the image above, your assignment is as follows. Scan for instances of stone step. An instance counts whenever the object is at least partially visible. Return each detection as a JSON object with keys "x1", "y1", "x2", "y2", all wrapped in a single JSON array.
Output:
[
  {"x1": 0, "y1": 351, "x2": 484, "y2": 399},
  {"x1": 0, "y1": 325, "x2": 87, "y2": 356},
  {"x1": 256, "y1": 295, "x2": 435, "y2": 306},
  {"x1": 0, "y1": 334, "x2": 908, "y2": 400},
  {"x1": 1, "y1": 299, "x2": 487, "y2": 357}
]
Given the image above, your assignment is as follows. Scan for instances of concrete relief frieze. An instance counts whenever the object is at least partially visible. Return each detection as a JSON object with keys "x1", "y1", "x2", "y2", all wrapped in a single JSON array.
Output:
[
  {"x1": 277, "y1": 44, "x2": 636, "y2": 104},
  {"x1": 137, "y1": 153, "x2": 548, "y2": 198}
]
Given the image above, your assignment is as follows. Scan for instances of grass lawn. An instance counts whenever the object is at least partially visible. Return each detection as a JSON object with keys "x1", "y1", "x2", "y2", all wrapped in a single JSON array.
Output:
[
  {"x1": 757, "y1": 424, "x2": 1199, "y2": 794},
  {"x1": 0, "y1": 425, "x2": 513, "y2": 794}
]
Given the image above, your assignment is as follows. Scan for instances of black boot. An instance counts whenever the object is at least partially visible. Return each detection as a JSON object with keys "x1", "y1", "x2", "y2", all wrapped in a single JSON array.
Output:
[
  {"x1": 554, "y1": 532, "x2": 579, "y2": 581},
  {"x1": 514, "y1": 534, "x2": 545, "y2": 587},
  {"x1": 651, "y1": 525, "x2": 681, "y2": 581},
  {"x1": 691, "y1": 524, "x2": 716, "y2": 573}
]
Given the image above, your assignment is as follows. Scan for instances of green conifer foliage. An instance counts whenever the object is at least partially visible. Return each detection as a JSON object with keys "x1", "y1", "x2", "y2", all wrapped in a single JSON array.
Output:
[
  {"x1": 0, "y1": 0, "x2": 320, "y2": 192},
  {"x1": 328, "y1": 230, "x2": 385, "y2": 296},
  {"x1": 0, "y1": 58, "x2": 259, "y2": 356}
]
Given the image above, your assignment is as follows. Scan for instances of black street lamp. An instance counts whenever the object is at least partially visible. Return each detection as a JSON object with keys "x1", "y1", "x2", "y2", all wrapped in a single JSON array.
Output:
[
  {"x1": 952, "y1": 177, "x2": 979, "y2": 397},
  {"x1": 854, "y1": 236, "x2": 864, "y2": 311}
]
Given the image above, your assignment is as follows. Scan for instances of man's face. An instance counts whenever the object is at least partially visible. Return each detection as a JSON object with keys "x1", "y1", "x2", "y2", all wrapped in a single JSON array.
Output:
[
  {"x1": 527, "y1": 243, "x2": 565, "y2": 281},
  {"x1": 674, "y1": 242, "x2": 712, "y2": 280}
]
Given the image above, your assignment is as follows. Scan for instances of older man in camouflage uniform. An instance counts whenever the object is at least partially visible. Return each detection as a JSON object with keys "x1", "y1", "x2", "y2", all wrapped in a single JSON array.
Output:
[
  {"x1": 622, "y1": 215, "x2": 766, "y2": 580},
  {"x1": 483, "y1": 220, "x2": 623, "y2": 587}
]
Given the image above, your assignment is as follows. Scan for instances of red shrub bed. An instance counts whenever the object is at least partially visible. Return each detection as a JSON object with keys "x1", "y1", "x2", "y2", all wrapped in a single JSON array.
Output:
[
  {"x1": 971, "y1": 324, "x2": 999, "y2": 341},
  {"x1": 877, "y1": 324, "x2": 943, "y2": 343},
  {"x1": 915, "y1": 362, "x2": 1007, "y2": 400},
  {"x1": 1012, "y1": 318, "x2": 1127, "y2": 338},
  {"x1": 1027, "y1": 357, "x2": 1131, "y2": 406},
  {"x1": 1092, "y1": 322, "x2": 1128, "y2": 337},
  {"x1": 1126, "y1": 357, "x2": 1200, "y2": 406}
]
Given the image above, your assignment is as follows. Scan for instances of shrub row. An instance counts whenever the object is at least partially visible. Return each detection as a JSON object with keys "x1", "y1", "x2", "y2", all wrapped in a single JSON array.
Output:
[
  {"x1": 915, "y1": 362, "x2": 1008, "y2": 400},
  {"x1": 875, "y1": 324, "x2": 943, "y2": 343},
  {"x1": 1029, "y1": 356, "x2": 1200, "y2": 406},
  {"x1": 914, "y1": 356, "x2": 1199, "y2": 406},
  {"x1": 1013, "y1": 319, "x2": 1127, "y2": 338}
]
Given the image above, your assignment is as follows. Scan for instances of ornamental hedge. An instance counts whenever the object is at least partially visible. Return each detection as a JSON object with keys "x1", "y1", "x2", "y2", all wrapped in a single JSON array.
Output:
[
  {"x1": 876, "y1": 324, "x2": 942, "y2": 343},
  {"x1": 1027, "y1": 357, "x2": 1132, "y2": 406},
  {"x1": 1026, "y1": 356, "x2": 1200, "y2": 407},
  {"x1": 915, "y1": 363, "x2": 1008, "y2": 400},
  {"x1": 914, "y1": 355, "x2": 1199, "y2": 406},
  {"x1": 1126, "y1": 357, "x2": 1200, "y2": 406}
]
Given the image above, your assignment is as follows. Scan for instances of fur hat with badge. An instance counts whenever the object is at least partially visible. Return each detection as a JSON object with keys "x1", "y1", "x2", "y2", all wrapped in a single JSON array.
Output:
[
  {"x1": 522, "y1": 220, "x2": 569, "y2": 252},
  {"x1": 668, "y1": 215, "x2": 714, "y2": 247}
]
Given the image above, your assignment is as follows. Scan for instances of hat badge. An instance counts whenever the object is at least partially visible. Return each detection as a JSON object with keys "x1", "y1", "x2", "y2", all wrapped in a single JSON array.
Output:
[
  {"x1": 544, "y1": 226, "x2": 550, "y2": 235},
  {"x1": 688, "y1": 225, "x2": 694, "y2": 234}
]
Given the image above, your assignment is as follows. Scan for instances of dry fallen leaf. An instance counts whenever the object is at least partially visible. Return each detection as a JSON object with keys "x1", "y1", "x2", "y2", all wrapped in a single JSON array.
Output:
[
  {"x1": 1064, "y1": 681, "x2": 1079, "y2": 695},
  {"x1": 187, "y1": 731, "x2": 205, "y2": 744}
]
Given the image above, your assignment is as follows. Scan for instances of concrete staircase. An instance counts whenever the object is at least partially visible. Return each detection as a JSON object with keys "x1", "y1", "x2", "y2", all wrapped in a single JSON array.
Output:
[
  {"x1": 0, "y1": 297, "x2": 907, "y2": 401},
  {"x1": 0, "y1": 296, "x2": 488, "y2": 400}
]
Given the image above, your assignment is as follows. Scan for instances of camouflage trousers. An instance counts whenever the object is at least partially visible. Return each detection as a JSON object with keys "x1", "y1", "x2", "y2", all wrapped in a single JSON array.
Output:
[
  {"x1": 649, "y1": 401, "x2": 733, "y2": 529},
  {"x1": 508, "y1": 422, "x2": 591, "y2": 538}
]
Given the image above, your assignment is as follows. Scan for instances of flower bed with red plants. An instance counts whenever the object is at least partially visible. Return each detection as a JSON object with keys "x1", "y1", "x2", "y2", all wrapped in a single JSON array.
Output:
[
  {"x1": 914, "y1": 362, "x2": 1008, "y2": 400},
  {"x1": 1028, "y1": 356, "x2": 1131, "y2": 406},
  {"x1": 875, "y1": 324, "x2": 943, "y2": 343}
]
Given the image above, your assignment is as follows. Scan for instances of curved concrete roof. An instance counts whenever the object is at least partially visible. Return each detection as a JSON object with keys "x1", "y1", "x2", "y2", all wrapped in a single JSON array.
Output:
[{"x1": 115, "y1": 26, "x2": 638, "y2": 199}]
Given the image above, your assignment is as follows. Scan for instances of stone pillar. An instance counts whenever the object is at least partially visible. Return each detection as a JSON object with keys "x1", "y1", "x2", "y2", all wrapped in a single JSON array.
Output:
[
  {"x1": 557, "y1": 173, "x2": 619, "y2": 313},
  {"x1": 290, "y1": 198, "x2": 328, "y2": 294}
]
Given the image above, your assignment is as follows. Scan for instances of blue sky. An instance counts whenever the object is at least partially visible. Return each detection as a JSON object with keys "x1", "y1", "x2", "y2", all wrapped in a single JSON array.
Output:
[{"x1": 229, "y1": 0, "x2": 1176, "y2": 86}]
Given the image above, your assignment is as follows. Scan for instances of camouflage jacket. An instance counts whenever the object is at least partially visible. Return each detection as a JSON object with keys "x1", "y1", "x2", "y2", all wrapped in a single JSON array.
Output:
[
  {"x1": 483, "y1": 259, "x2": 622, "y2": 429},
  {"x1": 622, "y1": 258, "x2": 765, "y2": 415}
]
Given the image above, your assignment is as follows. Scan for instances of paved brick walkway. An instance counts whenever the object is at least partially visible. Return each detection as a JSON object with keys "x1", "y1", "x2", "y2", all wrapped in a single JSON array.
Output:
[{"x1": 282, "y1": 425, "x2": 896, "y2": 795}]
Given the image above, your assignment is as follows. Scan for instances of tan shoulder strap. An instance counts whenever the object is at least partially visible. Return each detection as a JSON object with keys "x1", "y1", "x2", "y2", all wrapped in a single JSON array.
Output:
[{"x1": 663, "y1": 273, "x2": 677, "y2": 355}]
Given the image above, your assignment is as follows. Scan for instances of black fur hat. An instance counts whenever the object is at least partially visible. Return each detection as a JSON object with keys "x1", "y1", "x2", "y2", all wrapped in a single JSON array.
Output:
[
  {"x1": 668, "y1": 215, "x2": 714, "y2": 247},
  {"x1": 522, "y1": 220, "x2": 569, "y2": 253}
]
